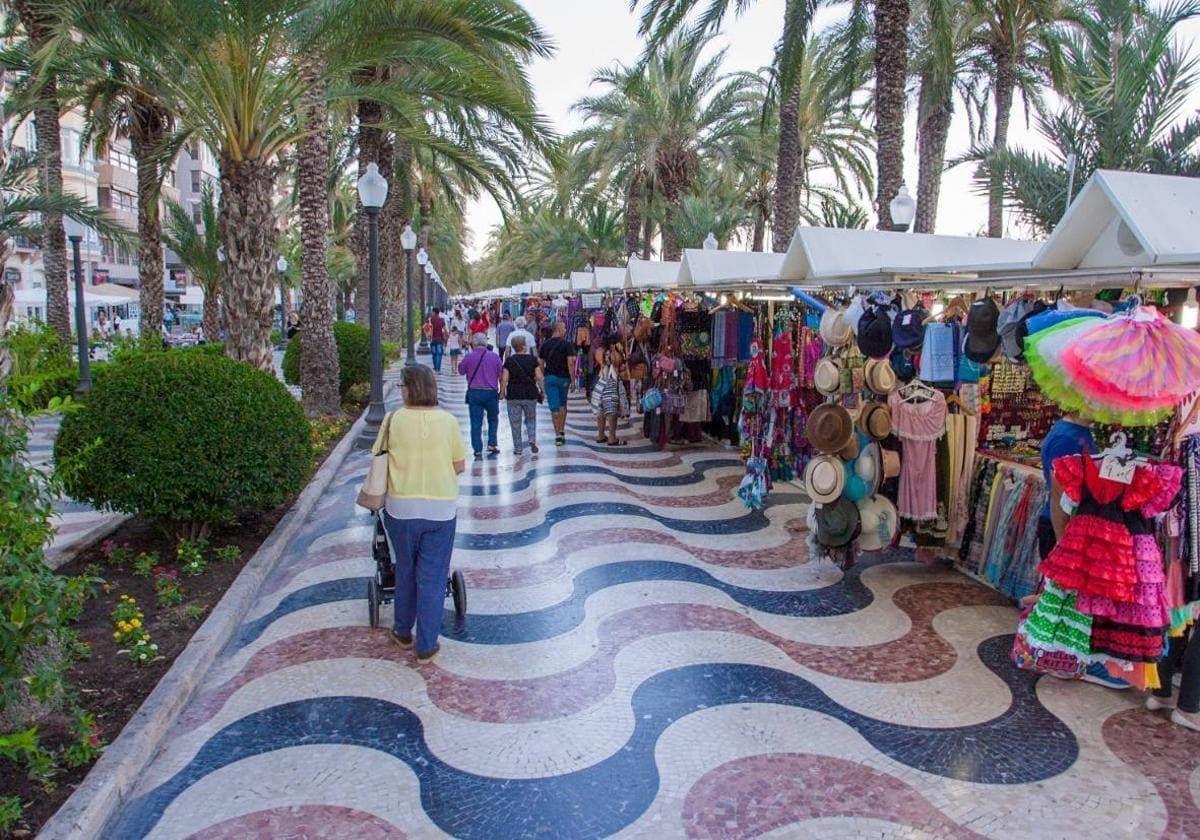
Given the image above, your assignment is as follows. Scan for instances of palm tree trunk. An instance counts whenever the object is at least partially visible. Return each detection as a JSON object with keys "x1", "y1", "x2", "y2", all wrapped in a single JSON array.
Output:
[
  {"x1": 219, "y1": 155, "x2": 276, "y2": 371},
  {"x1": 200, "y1": 285, "x2": 220, "y2": 343},
  {"x1": 0, "y1": 66, "x2": 11, "y2": 389},
  {"x1": 989, "y1": 45, "x2": 1016, "y2": 238},
  {"x1": 915, "y1": 76, "x2": 952, "y2": 234},
  {"x1": 296, "y1": 67, "x2": 340, "y2": 415},
  {"x1": 13, "y1": 2, "x2": 69, "y2": 344},
  {"x1": 873, "y1": 0, "x2": 910, "y2": 230},
  {"x1": 641, "y1": 211, "x2": 653, "y2": 261},
  {"x1": 353, "y1": 96, "x2": 383, "y2": 319},
  {"x1": 379, "y1": 136, "x2": 405, "y2": 343},
  {"x1": 772, "y1": 85, "x2": 802, "y2": 252},
  {"x1": 623, "y1": 170, "x2": 643, "y2": 258},
  {"x1": 132, "y1": 99, "x2": 170, "y2": 337}
]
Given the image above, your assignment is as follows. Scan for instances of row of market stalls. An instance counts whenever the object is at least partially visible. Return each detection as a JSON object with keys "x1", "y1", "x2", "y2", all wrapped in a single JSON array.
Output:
[{"x1": 465, "y1": 170, "x2": 1200, "y2": 698}]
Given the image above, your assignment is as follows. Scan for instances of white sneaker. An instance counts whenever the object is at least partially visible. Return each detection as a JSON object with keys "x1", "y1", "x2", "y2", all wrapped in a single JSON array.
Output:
[
  {"x1": 1145, "y1": 694, "x2": 1177, "y2": 711},
  {"x1": 1171, "y1": 708, "x2": 1200, "y2": 732}
]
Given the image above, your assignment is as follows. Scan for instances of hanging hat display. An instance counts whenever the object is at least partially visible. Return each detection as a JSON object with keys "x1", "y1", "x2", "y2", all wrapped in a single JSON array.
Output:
[
  {"x1": 856, "y1": 307, "x2": 894, "y2": 359},
  {"x1": 882, "y1": 448, "x2": 901, "y2": 479},
  {"x1": 806, "y1": 404, "x2": 854, "y2": 454},
  {"x1": 820, "y1": 308, "x2": 852, "y2": 347},
  {"x1": 842, "y1": 461, "x2": 869, "y2": 502},
  {"x1": 837, "y1": 432, "x2": 861, "y2": 461},
  {"x1": 854, "y1": 441, "x2": 882, "y2": 496},
  {"x1": 891, "y1": 308, "x2": 925, "y2": 350},
  {"x1": 964, "y1": 297, "x2": 1002, "y2": 363},
  {"x1": 857, "y1": 401, "x2": 892, "y2": 440},
  {"x1": 844, "y1": 295, "x2": 867, "y2": 335},
  {"x1": 856, "y1": 495, "x2": 899, "y2": 552},
  {"x1": 803, "y1": 454, "x2": 845, "y2": 504},
  {"x1": 997, "y1": 297, "x2": 1038, "y2": 363},
  {"x1": 864, "y1": 358, "x2": 898, "y2": 395},
  {"x1": 815, "y1": 497, "x2": 862, "y2": 547},
  {"x1": 814, "y1": 357, "x2": 842, "y2": 395}
]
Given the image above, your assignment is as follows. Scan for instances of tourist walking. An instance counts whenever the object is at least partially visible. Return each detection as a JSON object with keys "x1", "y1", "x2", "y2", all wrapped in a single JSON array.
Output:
[
  {"x1": 373, "y1": 364, "x2": 466, "y2": 664},
  {"x1": 591, "y1": 345, "x2": 629, "y2": 446},
  {"x1": 447, "y1": 326, "x2": 463, "y2": 374},
  {"x1": 428, "y1": 307, "x2": 447, "y2": 373},
  {"x1": 460, "y1": 332, "x2": 502, "y2": 458},
  {"x1": 505, "y1": 316, "x2": 537, "y2": 359},
  {"x1": 501, "y1": 334, "x2": 544, "y2": 456},
  {"x1": 496, "y1": 312, "x2": 515, "y2": 354},
  {"x1": 539, "y1": 321, "x2": 576, "y2": 446}
]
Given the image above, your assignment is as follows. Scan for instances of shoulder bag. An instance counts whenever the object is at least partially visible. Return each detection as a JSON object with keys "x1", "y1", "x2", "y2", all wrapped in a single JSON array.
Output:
[
  {"x1": 508, "y1": 355, "x2": 544, "y2": 403},
  {"x1": 357, "y1": 411, "x2": 396, "y2": 511}
]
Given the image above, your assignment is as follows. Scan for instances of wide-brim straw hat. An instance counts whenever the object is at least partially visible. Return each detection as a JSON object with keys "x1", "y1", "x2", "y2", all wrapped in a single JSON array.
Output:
[
  {"x1": 864, "y1": 358, "x2": 898, "y2": 395},
  {"x1": 882, "y1": 448, "x2": 901, "y2": 480},
  {"x1": 816, "y1": 497, "x2": 862, "y2": 547},
  {"x1": 858, "y1": 401, "x2": 892, "y2": 441},
  {"x1": 820, "y1": 308, "x2": 852, "y2": 347},
  {"x1": 814, "y1": 357, "x2": 842, "y2": 395},
  {"x1": 856, "y1": 494, "x2": 899, "y2": 551},
  {"x1": 804, "y1": 454, "x2": 845, "y2": 504},
  {"x1": 806, "y1": 403, "x2": 854, "y2": 454}
]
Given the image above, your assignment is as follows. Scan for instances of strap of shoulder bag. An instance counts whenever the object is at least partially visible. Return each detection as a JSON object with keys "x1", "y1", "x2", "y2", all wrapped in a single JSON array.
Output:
[{"x1": 374, "y1": 410, "x2": 395, "y2": 455}]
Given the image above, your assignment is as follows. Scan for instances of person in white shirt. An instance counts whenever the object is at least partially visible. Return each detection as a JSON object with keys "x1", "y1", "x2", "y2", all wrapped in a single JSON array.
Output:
[{"x1": 504, "y1": 316, "x2": 537, "y2": 359}]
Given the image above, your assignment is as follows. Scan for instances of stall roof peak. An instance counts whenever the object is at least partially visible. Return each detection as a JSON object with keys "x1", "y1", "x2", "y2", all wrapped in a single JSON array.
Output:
[
  {"x1": 1034, "y1": 169, "x2": 1200, "y2": 270},
  {"x1": 676, "y1": 248, "x2": 785, "y2": 287}
]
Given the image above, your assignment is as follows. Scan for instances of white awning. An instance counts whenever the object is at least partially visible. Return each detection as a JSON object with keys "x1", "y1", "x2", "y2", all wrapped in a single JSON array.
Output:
[
  {"x1": 676, "y1": 249, "x2": 785, "y2": 287},
  {"x1": 1034, "y1": 169, "x2": 1200, "y2": 270},
  {"x1": 569, "y1": 271, "x2": 594, "y2": 291},
  {"x1": 780, "y1": 226, "x2": 1040, "y2": 284},
  {"x1": 593, "y1": 266, "x2": 626, "y2": 289},
  {"x1": 624, "y1": 258, "x2": 680, "y2": 289},
  {"x1": 540, "y1": 277, "x2": 570, "y2": 293}
]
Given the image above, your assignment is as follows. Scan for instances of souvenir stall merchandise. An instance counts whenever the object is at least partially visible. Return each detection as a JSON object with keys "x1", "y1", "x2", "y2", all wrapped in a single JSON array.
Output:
[{"x1": 957, "y1": 457, "x2": 1047, "y2": 601}]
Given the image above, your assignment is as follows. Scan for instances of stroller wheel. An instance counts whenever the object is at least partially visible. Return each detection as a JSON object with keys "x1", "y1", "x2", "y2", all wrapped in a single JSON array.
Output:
[
  {"x1": 450, "y1": 570, "x2": 467, "y2": 620},
  {"x1": 367, "y1": 578, "x2": 380, "y2": 628}
]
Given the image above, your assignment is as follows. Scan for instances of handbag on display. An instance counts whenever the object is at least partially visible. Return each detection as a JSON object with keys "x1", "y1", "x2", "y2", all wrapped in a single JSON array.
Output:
[
  {"x1": 641, "y1": 388, "x2": 663, "y2": 412},
  {"x1": 357, "y1": 412, "x2": 395, "y2": 511}
]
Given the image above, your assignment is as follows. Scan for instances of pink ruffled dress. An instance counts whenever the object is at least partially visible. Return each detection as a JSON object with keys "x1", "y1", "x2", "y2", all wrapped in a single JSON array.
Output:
[{"x1": 888, "y1": 390, "x2": 947, "y2": 522}]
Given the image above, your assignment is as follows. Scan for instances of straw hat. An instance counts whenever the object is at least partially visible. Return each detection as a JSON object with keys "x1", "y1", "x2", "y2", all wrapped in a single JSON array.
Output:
[
  {"x1": 806, "y1": 404, "x2": 854, "y2": 454},
  {"x1": 815, "y1": 497, "x2": 862, "y2": 547},
  {"x1": 856, "y1": 495, "x2": 899, "y2": 551},
  {"x1": 803, "y1": 455, "x2": 845, "y2": 504},
  {"x1": 837, "y1": 432, "x2": 861, "y2": 461},
  {"x1": 820, "y1": 308, "x2": 852, "y2": 347},
  {"x1": 882, "y1": 448, "x2": 901, "y2": 479},
  {"x1": 854, "y1": 441, "x2": 882, "y2": 496},
  {"x1": 864, "y1": 358, "x2": 897, "y2": 395},
  {"x1": 857, "y1": 401, "x2": 892, "y2": 441},
  {"x1": 814, "y1": 357, "x2": 842, "y2": 395}
]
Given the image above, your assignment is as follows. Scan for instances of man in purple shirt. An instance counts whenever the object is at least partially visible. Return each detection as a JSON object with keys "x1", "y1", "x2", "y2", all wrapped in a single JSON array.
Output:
[{"x1": 459, "y1": 332, "x2": 503, "y2": 458}]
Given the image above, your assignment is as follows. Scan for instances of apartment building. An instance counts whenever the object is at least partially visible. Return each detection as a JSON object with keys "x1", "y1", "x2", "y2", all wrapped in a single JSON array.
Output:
[{"x1": 5, "y1": 104, "x2": 221, "y2": 322}]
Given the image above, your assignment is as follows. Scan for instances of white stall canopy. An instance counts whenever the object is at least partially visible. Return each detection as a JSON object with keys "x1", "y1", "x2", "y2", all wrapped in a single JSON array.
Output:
[
  {"x1": 780, "y1": 226, "x2": 1040, "y2": 285},
  {"x1": 593, "y1": 266, "x2": 626, "y2": 289},
  {"x1": 569, "y1": 271, "x2": 595, "y2": 291},
  {"x1": 625, "y1": 258, "x2": 681, "y2": 289},
  {"x1": 676, "y1": 248, "x2": 785, "y2": 287},
  {"x1": 1034, "y1": 170, "x2": 1200, "y2": 271},
  {"x1": 540, "y1": 277, "x2": 570, "y2": 293}
]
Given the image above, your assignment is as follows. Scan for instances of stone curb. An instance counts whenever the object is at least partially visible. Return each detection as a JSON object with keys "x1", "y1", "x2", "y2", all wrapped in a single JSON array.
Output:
[
  {"x1": 45, "y1": 514, "x2": 131, "y2": 571},
  {"x1": 38, "y1": 391, "x2": 385, "y2": 840}
]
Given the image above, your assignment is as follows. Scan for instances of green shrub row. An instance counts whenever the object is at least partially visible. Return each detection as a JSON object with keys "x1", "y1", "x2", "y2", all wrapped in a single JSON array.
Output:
[{"x1": 281, "y1": 321, "x2": 369, "y2": 397}]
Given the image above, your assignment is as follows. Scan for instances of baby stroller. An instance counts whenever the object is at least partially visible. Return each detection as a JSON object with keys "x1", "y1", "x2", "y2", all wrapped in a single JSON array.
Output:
[{"x1": 367, "y1": 512, "x2": 467, "y2": 629}]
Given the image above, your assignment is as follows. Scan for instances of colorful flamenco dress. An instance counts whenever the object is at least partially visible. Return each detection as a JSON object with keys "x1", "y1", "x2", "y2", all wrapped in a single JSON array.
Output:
[{"x1": 738, "y1": 340, "x2": 771, "y2": 510}]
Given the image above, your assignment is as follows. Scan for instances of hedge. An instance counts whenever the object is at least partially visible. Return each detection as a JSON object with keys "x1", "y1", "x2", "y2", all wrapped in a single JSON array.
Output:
[{"x1": 281, "y1": 321, "x2": 369, "y2": 397}]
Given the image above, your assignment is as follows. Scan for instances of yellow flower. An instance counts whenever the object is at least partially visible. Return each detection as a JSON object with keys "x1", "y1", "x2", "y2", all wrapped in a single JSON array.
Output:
[
  {"x1": 130, "y1": 619, "x2": 141, "y2": 629},
  {"x1": 112, "y1": 631, "x2": 120, "y2": 638}
]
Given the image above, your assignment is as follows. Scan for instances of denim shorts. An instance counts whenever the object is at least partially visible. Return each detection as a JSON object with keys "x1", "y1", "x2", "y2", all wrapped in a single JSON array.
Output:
[{"x1": 544, "y1": 375, "x2": 570, "y2": 412}]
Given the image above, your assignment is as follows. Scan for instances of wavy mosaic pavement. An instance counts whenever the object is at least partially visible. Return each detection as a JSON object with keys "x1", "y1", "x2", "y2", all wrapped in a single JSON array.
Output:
[{"x1": 103, "y1": 371, "x2": 1185, "y2": 838}]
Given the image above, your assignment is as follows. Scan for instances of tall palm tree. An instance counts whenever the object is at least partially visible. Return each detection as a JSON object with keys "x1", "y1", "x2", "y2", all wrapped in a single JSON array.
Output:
[
  {"x1": 970, "y1": 0, "x2": 1200, "y2": 234},
  {"x1": 574, "y1": 32, "x2": 754, "y2": 260},
  {"x1": 11, "y1": 0, "x2": 70, "y2": 343},
  {"x1": 872, "y1": 0, "x2": 912, "y2": 230},
  {"x1": 633, "y1": 0, "x2": 826, "y2": 252},
  {"x1": 968, "y1": 0, "x2": 1066, "y2": 236},
  {"x1": 162, "y1": 185, "x2": 221, "y2": 341}
]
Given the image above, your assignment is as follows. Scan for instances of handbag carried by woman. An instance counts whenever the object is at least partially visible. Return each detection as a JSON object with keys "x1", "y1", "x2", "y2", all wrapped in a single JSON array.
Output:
[{"x1": 357, "y1": 412, "x2": 396, "y2": 511}]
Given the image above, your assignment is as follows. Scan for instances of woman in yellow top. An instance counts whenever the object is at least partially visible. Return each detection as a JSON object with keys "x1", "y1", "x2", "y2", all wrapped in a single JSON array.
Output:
[{"x1": 373, "y1": 365, "x2": 466, "y2": 663}]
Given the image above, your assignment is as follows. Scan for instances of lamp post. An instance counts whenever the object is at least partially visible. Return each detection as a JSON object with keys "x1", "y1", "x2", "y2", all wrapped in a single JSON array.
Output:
[
  {"x1": 416, "y1": 246, "x2": 429, "y2": 353},
  {"x1": 889, "y1": 185, "x2": 916, "y2": 233},
  {"x1": 703, "y1": 232, "x2": 718, "y2": 250},
  {"x1": 276, "y1": 255, "x2": 289, "y2": 348},
  {"x1": 401, "y1": 223, "x2": 417, "y2": 364},
  {"x1": 357, "y1": 162, "x2": 389, "y2": 448},
  {"x1": 65, "y1": 221, "x2": 91, "y2": 394}
]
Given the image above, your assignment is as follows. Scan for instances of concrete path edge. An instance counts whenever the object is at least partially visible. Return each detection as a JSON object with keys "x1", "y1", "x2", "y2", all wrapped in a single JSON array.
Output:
[{"x1": 37, "y1": 398, "x2": 380, "y2": 840}]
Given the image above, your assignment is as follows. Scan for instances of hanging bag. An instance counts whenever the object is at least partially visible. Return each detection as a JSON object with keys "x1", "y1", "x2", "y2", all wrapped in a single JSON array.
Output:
[{"x1": 357, "y1": 411, "x2": 396, "y2": 511}]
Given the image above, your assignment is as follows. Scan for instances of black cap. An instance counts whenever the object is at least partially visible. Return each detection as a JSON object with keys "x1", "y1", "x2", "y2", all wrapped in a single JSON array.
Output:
[
  {"x1": 891, "y1": 308, "x2": 925, "y2": 350},
  {"x1": 964, "y1": 298, "x2": 1001, "y2": 363},
  {"x1": 856, "y1": 307, "x2": 893, "y2": 360}
]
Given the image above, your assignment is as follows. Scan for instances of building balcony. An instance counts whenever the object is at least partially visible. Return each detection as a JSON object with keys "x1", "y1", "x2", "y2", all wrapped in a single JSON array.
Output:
[{"x1": 97, "y1": 162, "x2": 138, "y2": 194}]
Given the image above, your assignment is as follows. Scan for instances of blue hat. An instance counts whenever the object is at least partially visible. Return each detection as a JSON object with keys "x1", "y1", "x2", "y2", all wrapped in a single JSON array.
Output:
[{"x1": 891, "y1": 308, "x2": 925, "y2": 350}]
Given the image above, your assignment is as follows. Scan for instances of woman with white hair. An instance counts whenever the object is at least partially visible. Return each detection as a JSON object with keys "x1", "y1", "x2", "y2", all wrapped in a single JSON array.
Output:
[{"x1": 505, "y1": 316, "x2": 537, "y2": 359}]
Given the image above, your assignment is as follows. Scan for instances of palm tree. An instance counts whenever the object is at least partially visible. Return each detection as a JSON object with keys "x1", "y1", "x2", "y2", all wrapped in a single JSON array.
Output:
[
  {"x1": 162, "y1": 186, "x2": 221, "y2": 343},
  {"x1": 574, "y1": 32, "x2": 754, "y2": 260},
  {"x1": 633, "y1": 0, "x2": 826, "y2": 252},
  {"x1": 664, "y1": 181, "x2": 751, "y2": 250},
  {"x1": 970, "y1": 0, "x2": 1200, "y2": 234},
  {"x1": 11, "y1": 1, "x2": 70, "y2": 343},
  {"x1": 872, "y1": 0, "x2": 912, "y2": 230},
  {"x1": 968, "y1": 0, "x2": 1067, "y2": 236}
]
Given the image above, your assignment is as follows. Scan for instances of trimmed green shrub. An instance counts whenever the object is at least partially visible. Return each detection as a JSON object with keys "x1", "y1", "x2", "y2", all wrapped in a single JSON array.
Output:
[
  {"x1": 281, "y1": 321, "x2": 369, "y2": 397},
  {"x1": 7, "y1": 367, "x2": 80, "y2": 413},
  {"x1": 54, "y1": 351, "x2": 313, "y2": 539},
  {"x1": 2, "y1": 321, "x2": 69, "y2": 378}
]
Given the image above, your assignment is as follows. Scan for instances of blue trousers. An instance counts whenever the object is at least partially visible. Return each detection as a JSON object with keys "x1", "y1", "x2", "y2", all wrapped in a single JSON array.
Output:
[
  {"x1": 466, "y1": 388, "x2": 499, "y2": 454},
  {"x1": 381, "y1": 511, "x2": 457, "y2": 654},
  {"x1": 430, "y1": 341, "x2": 445, "y2": 372}
]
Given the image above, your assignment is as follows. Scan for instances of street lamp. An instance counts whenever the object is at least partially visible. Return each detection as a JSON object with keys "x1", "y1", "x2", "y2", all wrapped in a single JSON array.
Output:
[
  {"x1": 357, "y1": 162, "x2": 389, "y2": 448},
  {"x1": 889, "y1": 185, "x2": 916, "y2": 232},
  {"x1": 703, "y1": 232, "x2": 718, "y2": 250},
  {"x1": 276, "y1": 255, "x2": 288, "y2": 348},
  {"x1": 401, "y1": 222, "x2": 417, "y2": 364},
  {"x1": 416, "y1": 246, "x2": 429, "y2": 353},
  {"x1": 64, "y1": 218, "x2": 91, "y2": 394}
]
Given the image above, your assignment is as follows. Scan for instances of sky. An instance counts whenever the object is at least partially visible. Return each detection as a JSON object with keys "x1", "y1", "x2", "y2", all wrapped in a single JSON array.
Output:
[{"x1": 462, "y1": 0, "x2": 1200, "y2": 262}]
